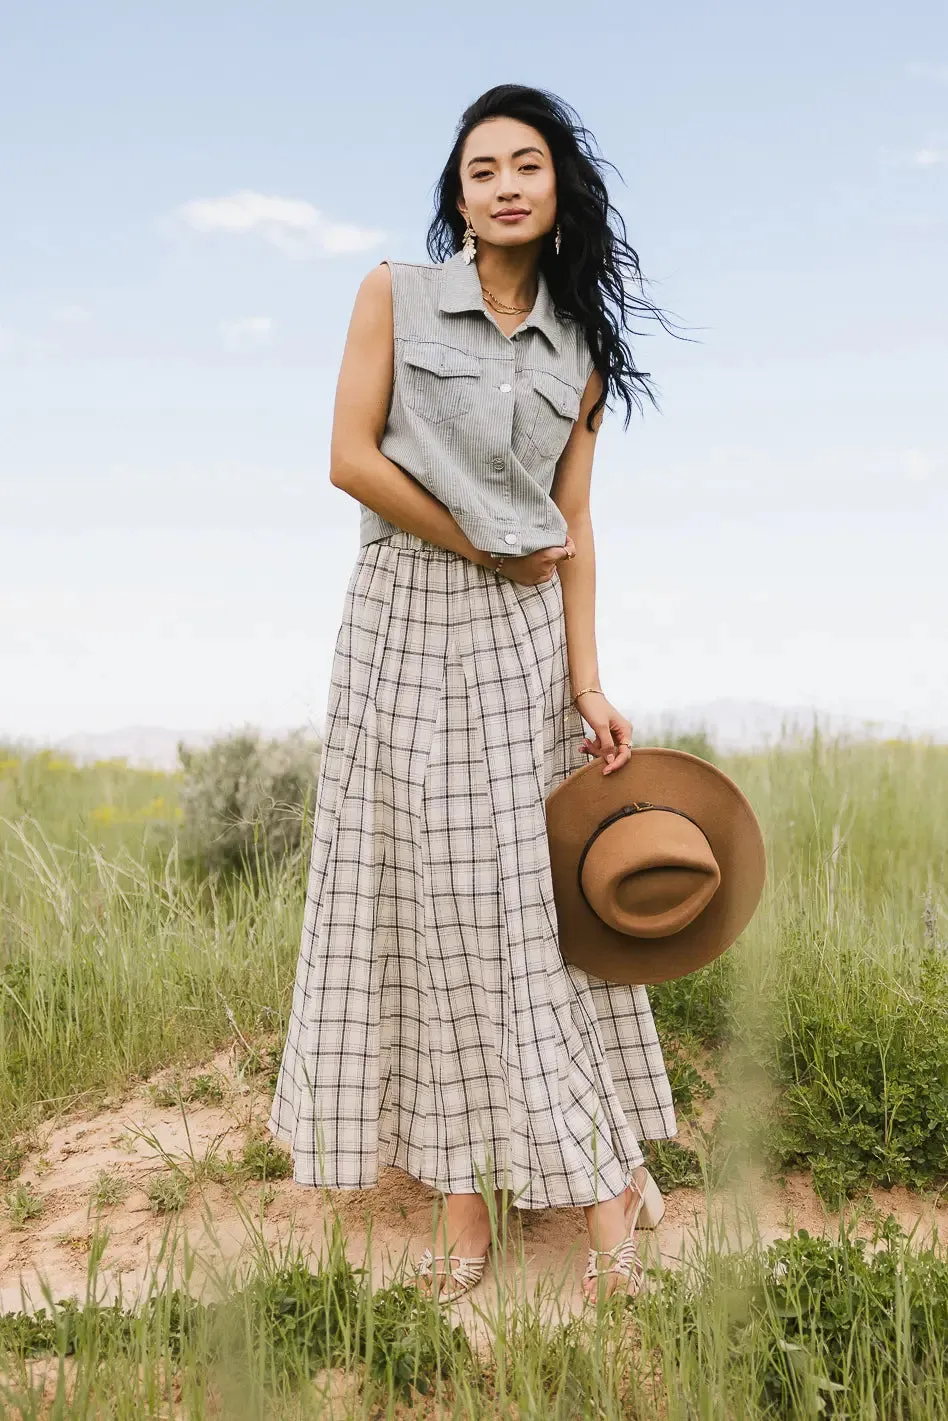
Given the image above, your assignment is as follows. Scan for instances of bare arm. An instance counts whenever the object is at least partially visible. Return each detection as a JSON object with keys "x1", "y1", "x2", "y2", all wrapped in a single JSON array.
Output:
[
  {"x1": 551, "y1": 368, "x2": 634, "y2": 771},
  {"x1": 329, "y1": 262, "x2": 494, "y2": 566},
  {"x1": 550, "y1": 368, "x2": 605, "y2": 699}
]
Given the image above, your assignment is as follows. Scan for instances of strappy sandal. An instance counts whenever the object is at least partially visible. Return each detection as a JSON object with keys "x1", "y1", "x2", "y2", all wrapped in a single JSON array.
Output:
[
  {"x1": 582, "y1": 1234, "x2": 646, "y2": 1300},
  {"x1": 582, "y1": 1168, "x2": 664, "y2": 1303},
  {"x1": 413, "y1": 1246, "x2": 489, "y2": 1303}
]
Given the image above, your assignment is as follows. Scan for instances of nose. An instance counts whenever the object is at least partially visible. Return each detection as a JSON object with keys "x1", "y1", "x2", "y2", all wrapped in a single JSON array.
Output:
[{"x1": 496, "y1": 169, "x2": 521, "y2": 200}]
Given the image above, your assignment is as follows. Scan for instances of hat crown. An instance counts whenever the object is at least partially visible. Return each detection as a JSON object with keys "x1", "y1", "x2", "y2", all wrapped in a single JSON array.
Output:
[{"x1": 578, "y1": 804, "x2": 721, "y2": 940}]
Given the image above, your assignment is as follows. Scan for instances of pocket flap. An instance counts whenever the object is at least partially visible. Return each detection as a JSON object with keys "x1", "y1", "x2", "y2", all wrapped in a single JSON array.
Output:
[
  {"x1": 531, "y1": 369, "x2": 582, "y2": 419},
  {"x1": 403, "y1": 340, "x2": 481, "y2": 378}
]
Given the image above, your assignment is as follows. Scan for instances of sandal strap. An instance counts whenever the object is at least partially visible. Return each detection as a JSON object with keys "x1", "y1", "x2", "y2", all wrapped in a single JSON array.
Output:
[
  {"x1": 583, "y1": 1235, "x2": 643, "y2": 1281},
  {"x1": 414, "y1": 1247, "x2": 488, "y2": 1292}
]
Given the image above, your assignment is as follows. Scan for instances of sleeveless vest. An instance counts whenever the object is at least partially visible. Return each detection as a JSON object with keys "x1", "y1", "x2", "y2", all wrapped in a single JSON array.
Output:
[{"x1": 359, "y1": 251, "x2": 595, "y2": 559}]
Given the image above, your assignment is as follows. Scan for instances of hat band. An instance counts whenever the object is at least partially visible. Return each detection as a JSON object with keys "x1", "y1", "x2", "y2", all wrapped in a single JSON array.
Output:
[{"x1": 575, "y1": 801, "x2": 705, "y2": 915}]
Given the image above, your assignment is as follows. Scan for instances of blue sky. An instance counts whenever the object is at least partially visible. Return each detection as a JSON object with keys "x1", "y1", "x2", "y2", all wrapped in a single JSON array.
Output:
[{"x1": 2, "y1": 0, "x2": 946, "y2": 743}]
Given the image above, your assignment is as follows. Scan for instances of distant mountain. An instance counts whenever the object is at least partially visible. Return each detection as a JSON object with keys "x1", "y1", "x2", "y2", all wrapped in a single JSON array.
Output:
[
  {"x1": 13, "y1": 723, "x2": 313, "y2": 772},
  {"x1": 4, "y1": 699, "x2": 944, "y2": 771},
  {"x1": 635, "y1": 698, "x2": 947, "y2": 754}
]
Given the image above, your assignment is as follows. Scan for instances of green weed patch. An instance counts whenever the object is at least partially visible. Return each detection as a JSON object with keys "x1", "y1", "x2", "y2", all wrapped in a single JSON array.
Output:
[
  {"x1": 770, "y1": 939, "x2": 948, "y2": 1205},
  {"x1": 650, "y1": 1217, "x2": 948, "y2": 1417}
]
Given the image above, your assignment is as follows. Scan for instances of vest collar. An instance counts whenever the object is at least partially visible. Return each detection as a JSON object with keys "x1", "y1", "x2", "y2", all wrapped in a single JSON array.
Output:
[{"x1": 438, "y1": 249, "x2": 562, "y2": 354}]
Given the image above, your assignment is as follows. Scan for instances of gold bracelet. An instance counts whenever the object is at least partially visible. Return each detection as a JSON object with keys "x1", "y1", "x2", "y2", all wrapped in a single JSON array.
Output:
[{"x1": 572, "y1": 685, "x2": 604, "y2": 703}]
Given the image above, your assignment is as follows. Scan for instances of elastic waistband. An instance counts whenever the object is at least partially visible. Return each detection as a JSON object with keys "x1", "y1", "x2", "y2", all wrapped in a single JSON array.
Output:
[{"x1": 371, "y1": 529, "x2": 461, "y2": 560}]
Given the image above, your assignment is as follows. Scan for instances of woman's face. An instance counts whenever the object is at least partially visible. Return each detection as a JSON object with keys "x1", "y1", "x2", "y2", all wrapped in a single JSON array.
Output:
[{"x1": 457, "y1": 116, "x2": 557, "y2": 252}]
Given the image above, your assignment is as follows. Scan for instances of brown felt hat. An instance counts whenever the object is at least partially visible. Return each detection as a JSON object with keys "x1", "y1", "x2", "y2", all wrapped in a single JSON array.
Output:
[{"x1": 545, "y1": 747, "x2": 766, "y2": 985}]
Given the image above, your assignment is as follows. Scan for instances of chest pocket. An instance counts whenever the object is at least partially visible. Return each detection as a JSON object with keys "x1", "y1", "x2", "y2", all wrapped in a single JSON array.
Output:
[
  {"x1": 526, "y1": 369, "x2": 583, "y2": 458},
  {"x1": 400, "y1": 340, "x2": 482, "y2": 426}
]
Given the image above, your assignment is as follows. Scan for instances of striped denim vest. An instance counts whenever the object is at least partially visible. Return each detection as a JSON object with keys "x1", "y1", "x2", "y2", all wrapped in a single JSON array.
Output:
[{"x1": 358, "y1": 250, "x2": 595, "y2": 559}]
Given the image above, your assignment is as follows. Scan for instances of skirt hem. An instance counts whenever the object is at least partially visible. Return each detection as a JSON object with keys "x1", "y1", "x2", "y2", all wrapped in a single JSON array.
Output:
[{"x1": 267, "y1": 1111, "x2": 679, "y2": 1211}]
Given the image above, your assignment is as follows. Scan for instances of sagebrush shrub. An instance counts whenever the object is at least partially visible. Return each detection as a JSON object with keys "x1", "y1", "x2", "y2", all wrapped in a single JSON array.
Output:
[{"x1": 176, "y1": 728, "x2": 322, "y2": 878}]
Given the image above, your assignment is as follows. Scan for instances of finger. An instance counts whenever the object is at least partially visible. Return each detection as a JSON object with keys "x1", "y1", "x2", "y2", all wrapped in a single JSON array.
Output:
[
  {"x1": 588, "y1": 724, "x2": 615, "y2": 763},
  {"x1": 606, "y1": 736, "x2": 633, "y2": 773}
]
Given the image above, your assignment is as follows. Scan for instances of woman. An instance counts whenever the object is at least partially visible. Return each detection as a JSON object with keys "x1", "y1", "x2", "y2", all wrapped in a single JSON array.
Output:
[{"x1": 268, "y1": 83, "x2": 680, "y2": 1304}]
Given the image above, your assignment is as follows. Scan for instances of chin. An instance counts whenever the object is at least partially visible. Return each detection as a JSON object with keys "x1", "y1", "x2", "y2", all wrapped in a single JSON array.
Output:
[{"x1": 489, "y1": 228, "x2": 543, "y2": 250}]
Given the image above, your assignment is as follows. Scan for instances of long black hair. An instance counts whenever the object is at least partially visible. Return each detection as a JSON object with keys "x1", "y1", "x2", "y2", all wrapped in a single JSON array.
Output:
[{"x1": 426, "y1": 83, "x2": 688, "y2": 433}]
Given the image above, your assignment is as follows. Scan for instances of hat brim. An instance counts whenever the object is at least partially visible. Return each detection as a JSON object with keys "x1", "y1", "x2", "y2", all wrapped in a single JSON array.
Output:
[{"x1": 545, "y1": 747, "x2": 766, "y2": 985}]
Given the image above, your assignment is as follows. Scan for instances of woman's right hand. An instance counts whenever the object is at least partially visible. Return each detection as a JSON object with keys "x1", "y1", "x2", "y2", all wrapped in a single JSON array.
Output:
[{"x1": 490, "y1": 535, "x2": 575, "y2": 586}]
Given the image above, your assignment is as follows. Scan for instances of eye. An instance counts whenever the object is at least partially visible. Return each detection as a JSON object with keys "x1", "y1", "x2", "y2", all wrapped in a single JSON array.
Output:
[{"x1": 472, "y1": 168, "x2": 493, "y2": 179}]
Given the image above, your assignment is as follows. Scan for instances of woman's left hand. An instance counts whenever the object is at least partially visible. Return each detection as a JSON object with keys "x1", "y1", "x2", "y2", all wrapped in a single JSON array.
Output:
[{"x1": 576, "y1": 696, "x2": 634, "y2": 776}]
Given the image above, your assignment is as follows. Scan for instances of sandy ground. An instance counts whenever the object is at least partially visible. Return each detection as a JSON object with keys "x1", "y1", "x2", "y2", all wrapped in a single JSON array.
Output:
[{"x1": 2, "y1": 1043, "x2": 946, "y2": 1343}]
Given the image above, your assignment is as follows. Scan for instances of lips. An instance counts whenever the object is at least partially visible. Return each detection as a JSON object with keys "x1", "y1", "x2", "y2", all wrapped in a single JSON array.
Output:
[{"x1": 494, "y1": 210, "x2": 529, "y2": 221}]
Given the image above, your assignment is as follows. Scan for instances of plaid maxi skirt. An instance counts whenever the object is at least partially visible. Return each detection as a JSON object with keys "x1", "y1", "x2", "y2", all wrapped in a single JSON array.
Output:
[{"x1": 267, "y1": 529, "x2": 677, "y2": 1209}]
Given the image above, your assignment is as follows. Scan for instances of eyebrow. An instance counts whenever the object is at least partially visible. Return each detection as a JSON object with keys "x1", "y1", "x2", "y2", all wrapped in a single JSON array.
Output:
[{"x1": 466, "y1": 146, "x2": 545, "y2": 167}]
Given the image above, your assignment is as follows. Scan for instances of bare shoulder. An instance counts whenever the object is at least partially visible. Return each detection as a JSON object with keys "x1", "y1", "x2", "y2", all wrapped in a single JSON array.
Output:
[
  {"x1": 354, "y1": 259, "x2": 393, "y2": 310},
  {"x1": 344, "y1": 261, "x2": 394, "y2": 346},
  {"x1": 361, "y1": 259, "x2": 393, "y2": 291}
]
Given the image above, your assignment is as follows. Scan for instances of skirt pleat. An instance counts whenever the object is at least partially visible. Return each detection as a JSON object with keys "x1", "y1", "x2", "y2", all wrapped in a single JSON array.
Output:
[{"x1": 267, "y1": 529, "x2": 677, "y2": 1209}]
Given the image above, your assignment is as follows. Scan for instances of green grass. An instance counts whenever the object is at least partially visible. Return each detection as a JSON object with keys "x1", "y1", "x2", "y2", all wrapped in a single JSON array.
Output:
[
  {"x1": 0, "y1": 758, "x2": 303, "y2": 1144},
  {"x1": 1, "y1": 730, "x2": 948, "y2": 1413},
  {"x1": 1, "y1": 732, "x2": 946, "y2": 1195},
  {"x1": 0, "y1": 1206, "x2": 947, "y2": 1418}
]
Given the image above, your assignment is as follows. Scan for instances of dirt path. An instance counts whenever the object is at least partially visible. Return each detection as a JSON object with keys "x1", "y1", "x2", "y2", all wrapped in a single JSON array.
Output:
[{"x1": 2, "y1": 1046, "x2": 946, "y2": 1337}]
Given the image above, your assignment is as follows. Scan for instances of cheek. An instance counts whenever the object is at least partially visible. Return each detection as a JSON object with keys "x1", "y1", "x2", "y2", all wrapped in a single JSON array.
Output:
[
  {"x1": 464, "y1": 187, "x2": 492, "y2": 219},
  {"x1": 533, "y1": 173, "x2": 557, "y2": 211}
]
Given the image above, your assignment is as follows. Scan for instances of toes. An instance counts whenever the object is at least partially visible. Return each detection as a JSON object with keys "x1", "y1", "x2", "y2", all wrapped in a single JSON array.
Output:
[{"x1": 416, "y1": 1267, "x2": 458, "y2": 1300}]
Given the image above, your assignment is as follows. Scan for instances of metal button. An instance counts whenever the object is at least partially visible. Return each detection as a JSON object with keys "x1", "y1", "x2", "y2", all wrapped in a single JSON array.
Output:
[
  {"x1": 491, "y1": 457, "x2": 505, "y2": 471},
  {"x1": 498, "y1": 382, "x2": 512, "y2": 393},
  {"x1": 504, "y1": 534, "x2": 518, "y2": 545}
]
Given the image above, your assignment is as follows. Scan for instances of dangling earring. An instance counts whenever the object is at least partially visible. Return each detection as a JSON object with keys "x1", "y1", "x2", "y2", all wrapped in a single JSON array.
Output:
[
  {"x1": 554, "y1": 222, "x2": 562, "y2": 256},
  {"x1": 461, "y1": 217, "x2": 477, "y2": 264}
]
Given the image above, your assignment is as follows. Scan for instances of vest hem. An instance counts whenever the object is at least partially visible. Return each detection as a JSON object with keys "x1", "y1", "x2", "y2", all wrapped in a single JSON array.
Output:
[{"x1": 358, "y1": 508, "x2": 568, "y2": 559}]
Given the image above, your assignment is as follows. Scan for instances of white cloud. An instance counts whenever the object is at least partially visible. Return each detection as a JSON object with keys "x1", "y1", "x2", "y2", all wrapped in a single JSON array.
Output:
[
  {"x1": 879, "y1": 141, "x2": 948, "y2": 170},
  {"x1": 911, "y1": 147, "x2": 948, "y2": 167},
  {"x1": 177, "y1": 190, "x2": 385, "y2": 257},
  {"x1": 905, "y1": 61, "x2": 948, "y2": 82},
  {"x1": 52, "y1": 304, "x2": 92, "y2": 324},
  {"x1": 220, "y1": 316, "x2": 273, "y2": 350}
]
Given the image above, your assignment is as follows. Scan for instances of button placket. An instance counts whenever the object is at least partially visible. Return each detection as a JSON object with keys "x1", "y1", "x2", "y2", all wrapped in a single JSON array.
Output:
[{"x1": 489, "y1": 354, "x2": 516, "y2": 488}]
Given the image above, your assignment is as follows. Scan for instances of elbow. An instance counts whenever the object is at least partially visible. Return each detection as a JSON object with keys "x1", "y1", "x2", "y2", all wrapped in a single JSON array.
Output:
[
  {"x1": 329, "y1": 454, "x2": 358, "y2": 491},
  {"x1": 330, "y1": 440, "x2": 377, "y2": 493}
]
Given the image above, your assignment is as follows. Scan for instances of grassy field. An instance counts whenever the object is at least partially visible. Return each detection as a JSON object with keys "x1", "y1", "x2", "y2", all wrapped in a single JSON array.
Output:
[{"x1": 0, "y1": 731, "x2": 946, "y2": 1417}]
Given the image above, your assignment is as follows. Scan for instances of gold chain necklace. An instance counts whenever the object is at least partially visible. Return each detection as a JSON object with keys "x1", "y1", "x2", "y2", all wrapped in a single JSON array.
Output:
[{"x1": 481, "y1": 284, "x2": 533, "y2": 315}]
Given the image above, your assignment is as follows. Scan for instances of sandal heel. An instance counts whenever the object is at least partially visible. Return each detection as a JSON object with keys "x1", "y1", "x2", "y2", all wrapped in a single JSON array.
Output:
[{"x1": 630, "y1": 1169, "x2": 665, "y2": 1230}]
